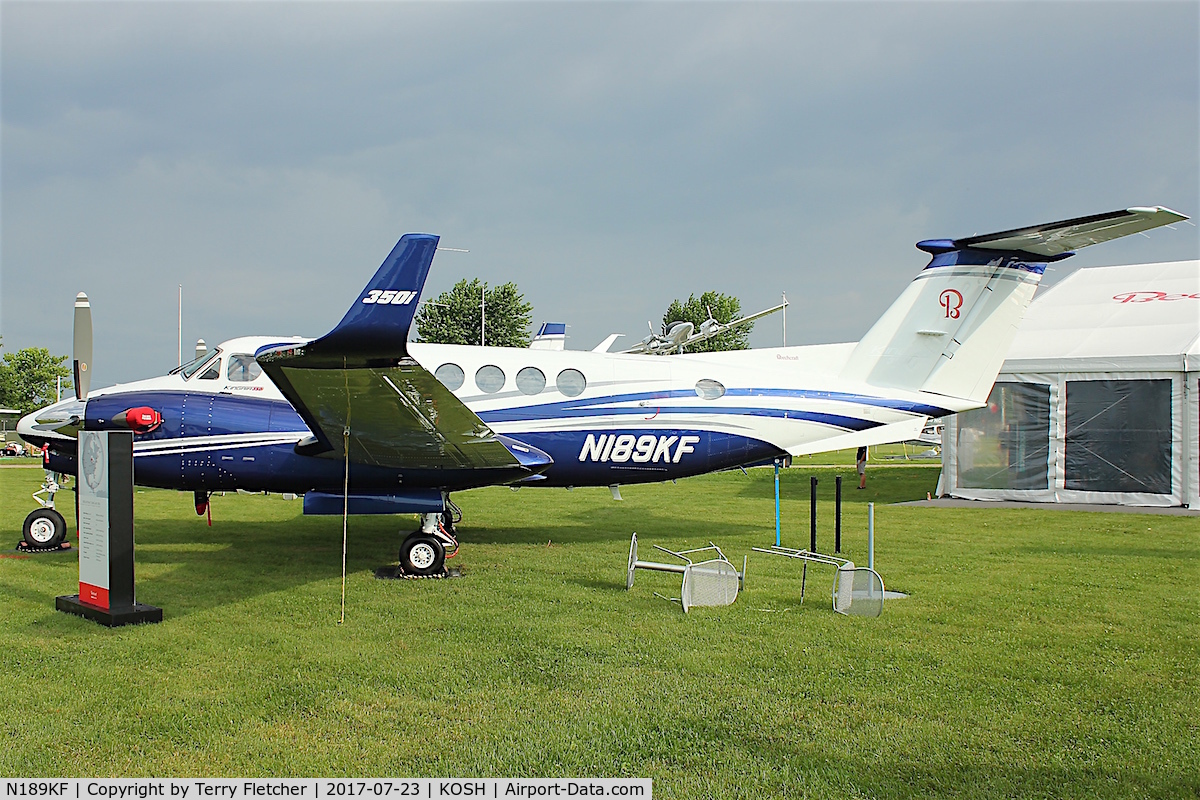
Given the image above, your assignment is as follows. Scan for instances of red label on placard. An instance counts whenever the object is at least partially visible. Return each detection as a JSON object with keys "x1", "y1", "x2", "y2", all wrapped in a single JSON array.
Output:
[{"x1": 79, "y1": 582, "x2": 110, "y2": 610}]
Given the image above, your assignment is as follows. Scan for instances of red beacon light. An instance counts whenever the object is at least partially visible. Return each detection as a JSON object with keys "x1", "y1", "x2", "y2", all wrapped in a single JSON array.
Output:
[{"x1": 113, "y1": 407, "x2": 163, "y2": 434}]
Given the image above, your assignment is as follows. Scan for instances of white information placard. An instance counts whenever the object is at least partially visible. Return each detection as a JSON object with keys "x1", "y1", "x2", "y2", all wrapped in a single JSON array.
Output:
[{"x1": 78, "y1": 429, "x2": 111, "y2": 608}]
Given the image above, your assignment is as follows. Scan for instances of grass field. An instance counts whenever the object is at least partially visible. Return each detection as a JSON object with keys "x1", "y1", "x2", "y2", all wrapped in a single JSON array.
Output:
[{"x1": 1, "y1": 463, "x2": 1197, "y2": 798}]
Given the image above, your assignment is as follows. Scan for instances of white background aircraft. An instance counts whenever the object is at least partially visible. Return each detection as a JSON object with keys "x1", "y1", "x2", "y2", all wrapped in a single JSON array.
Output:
[{"x1": 624, "y1": 301, "x2": 788, "y2": 356}]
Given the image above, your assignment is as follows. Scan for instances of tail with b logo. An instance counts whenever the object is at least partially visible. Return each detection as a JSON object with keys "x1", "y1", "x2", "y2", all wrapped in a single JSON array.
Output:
[{"x1": 840, "y1": 207, "x2": 1187, "y2": 408}]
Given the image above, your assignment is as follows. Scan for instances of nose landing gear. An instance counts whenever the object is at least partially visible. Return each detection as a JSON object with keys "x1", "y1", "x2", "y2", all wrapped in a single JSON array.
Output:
[
  {"x1": 23, "y1": 508, "x2": 68, "y2": 548},
  {"x1": 22, "y1": 469, "x2": 70, "y2": 549}
]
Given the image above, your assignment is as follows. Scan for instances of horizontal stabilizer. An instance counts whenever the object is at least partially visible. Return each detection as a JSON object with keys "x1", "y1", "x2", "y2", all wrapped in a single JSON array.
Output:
[{"x1": 918, "y1": 206, "x2": 1187, "y2": 259}]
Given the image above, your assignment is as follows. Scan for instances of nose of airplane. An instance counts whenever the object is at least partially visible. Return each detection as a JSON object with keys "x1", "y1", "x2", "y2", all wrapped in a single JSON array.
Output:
[
  {"x1": 17, "y1": 397, "x2": 87, "y2": 445},
  {"x1": 15, "y1": 409, "x2": 38, "y2": 443}
]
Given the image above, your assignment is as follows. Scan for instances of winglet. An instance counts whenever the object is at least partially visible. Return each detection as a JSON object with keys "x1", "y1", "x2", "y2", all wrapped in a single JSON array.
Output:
[{"x1": 268, "y1": 233, "x2": 439, "y2": 365}]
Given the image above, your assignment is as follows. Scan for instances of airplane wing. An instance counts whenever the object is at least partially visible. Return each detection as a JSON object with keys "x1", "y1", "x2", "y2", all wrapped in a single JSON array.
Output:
[
  {"x1": 924, "y1": 206, "x2": 1188, "y2": 259},
  {"x1": 261, "y1": 357, "x2": 522, "y2": 470},
  {"x1": 256, "y1": 234, "x2": 533, "y2": 472}
]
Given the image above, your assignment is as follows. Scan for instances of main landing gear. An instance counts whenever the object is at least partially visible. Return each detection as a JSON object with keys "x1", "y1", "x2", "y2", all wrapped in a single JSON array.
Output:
[
  {"x1": 22, "y1": 470, "x2": 70, "y2": 548},
  {"x1": 398, "y1": 504, "x2": 460, "y2": 577}
]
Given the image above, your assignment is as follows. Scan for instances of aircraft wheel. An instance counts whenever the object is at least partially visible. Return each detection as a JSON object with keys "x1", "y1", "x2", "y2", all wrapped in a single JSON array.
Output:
[
  {"x1": 23, "y1": 508, "x2": 67, "y2": 548},
  {"x1": 400, "y1": 533, "x2": 445, "y2": 576}
]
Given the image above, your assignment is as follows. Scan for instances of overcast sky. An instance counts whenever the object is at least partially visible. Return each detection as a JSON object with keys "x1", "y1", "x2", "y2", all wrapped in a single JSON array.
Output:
[{"x1": 3, "y1": 1, "x2": 1197, "y2": 387}]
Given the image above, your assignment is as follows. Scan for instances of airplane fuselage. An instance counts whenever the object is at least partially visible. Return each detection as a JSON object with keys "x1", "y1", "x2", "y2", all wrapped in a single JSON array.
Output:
[
  {"x1": 22, "y1": 335, "x2": 949, "y2": 496},
  {"x1": 15, "y1": 208, "x2": 1185, "y2": 559}
]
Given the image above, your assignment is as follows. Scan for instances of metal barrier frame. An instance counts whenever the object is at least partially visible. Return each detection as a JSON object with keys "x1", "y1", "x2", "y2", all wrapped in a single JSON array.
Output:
[
  {"x1": 752, "y1": 545, "x2": 885, "y2": 616},
  {"x1": 626, "y1": 533, "x2": 746, "y2": 613}
]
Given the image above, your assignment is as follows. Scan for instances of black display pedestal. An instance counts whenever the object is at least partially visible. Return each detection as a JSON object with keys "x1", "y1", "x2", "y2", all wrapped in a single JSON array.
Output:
[
  {"x1": 56, "y1": 430, "x2": 161, "y2": 627},
  {"x1": 56, "y1": 595, "x2": 163, "y2": 627}
]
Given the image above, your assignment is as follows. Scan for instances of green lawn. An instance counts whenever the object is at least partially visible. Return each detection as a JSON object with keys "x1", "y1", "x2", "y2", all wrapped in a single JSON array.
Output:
[{"x1": 1, "y1": 464, "x2": 1196, "y2": 798}]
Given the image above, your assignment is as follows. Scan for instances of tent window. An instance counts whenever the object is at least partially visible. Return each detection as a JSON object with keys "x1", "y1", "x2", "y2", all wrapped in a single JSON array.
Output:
[
  {"x1": 955, "y1": 382, "x2": 1051, "y2": 490},
  {"x1": 1065, "y1": 379, "x2": 1171, "y2": 494}
]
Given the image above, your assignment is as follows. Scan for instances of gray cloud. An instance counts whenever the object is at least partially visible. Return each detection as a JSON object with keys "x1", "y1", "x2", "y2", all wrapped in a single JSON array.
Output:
[{"x1": 3, "y1": 1, "x2": 1196, "y2": 386}]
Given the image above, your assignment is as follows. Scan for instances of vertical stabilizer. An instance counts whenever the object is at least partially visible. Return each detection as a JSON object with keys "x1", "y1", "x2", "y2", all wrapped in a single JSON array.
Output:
[
  {"x1": 840, "y1": 207, "x2": 1187, "y2": 407},
  {"x1": 841, "y1": 249, "x2": 1046, "y2": 405}
]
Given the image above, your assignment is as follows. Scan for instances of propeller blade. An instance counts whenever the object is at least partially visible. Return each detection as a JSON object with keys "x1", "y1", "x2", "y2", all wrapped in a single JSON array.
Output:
[{"x1": 73, "y1": 292, "x2": 92, "y2": 400}]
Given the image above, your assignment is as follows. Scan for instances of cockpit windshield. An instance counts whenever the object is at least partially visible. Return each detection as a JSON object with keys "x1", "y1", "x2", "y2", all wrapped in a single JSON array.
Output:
[{"x1": 173, "y1": 348, "x2": 223, "y2": 379}]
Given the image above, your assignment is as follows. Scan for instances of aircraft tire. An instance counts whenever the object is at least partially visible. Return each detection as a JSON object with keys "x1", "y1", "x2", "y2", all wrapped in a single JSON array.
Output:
[
  {"x1": 400, "y1": 533, "x2": 445, "y2": 576},
  {"x1": 23, "y1": 508, "x2": 67, "y2": 548}
]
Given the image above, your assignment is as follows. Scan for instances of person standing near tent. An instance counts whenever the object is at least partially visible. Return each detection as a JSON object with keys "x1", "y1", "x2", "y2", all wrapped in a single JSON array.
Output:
[{"x1": 856, "y1": 446, "x2": 868, "y2": 489}]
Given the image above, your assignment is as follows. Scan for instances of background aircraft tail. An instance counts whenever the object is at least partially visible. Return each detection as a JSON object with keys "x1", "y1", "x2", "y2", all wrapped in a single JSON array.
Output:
[
  {"x1": 840, "y1": 207, "x2": 1187, "y2": 408},
  {"x1": 529, "y1": 322, "x2": 566, "y2": 350}
]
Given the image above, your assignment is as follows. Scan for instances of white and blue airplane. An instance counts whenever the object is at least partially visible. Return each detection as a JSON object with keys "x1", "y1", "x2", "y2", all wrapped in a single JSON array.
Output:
[{"x1": 18, "y1": 206, "x2": 1186, "y2": 574}]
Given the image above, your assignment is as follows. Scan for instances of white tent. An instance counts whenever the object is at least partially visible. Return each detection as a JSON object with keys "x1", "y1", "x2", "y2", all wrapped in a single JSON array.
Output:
[{"x1": 939, "y1": 260, "x2": 1200, "y2": 507}]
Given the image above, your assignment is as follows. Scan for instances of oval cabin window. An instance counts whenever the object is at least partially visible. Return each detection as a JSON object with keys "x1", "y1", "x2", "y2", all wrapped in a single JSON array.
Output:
[
  {"x1": 516, "y1": 367, "x2": 547, "y2": 395},
  {"x1": 556, "y1": 368, "x2": 587, "y2": 398},
  {"x1": 695, "y1": 379, "x2": 725, "y2": 400},
  {"x1": 475, "y1": 365, "x2": 506, "y2": 394},
  {"x1": 435, "y1": 363, "x2": 465, "y2": 391}
]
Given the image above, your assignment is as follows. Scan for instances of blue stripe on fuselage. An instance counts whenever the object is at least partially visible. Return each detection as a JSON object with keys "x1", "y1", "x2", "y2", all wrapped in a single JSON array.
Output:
[{"x1": 477, "y1": 388, "x2": 945, "y2": 427}]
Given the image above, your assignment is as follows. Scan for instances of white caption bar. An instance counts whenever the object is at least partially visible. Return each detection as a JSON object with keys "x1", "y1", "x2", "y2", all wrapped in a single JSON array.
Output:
[{"x1": 1, "y1": 780, "x2": 651, "y2": 800}]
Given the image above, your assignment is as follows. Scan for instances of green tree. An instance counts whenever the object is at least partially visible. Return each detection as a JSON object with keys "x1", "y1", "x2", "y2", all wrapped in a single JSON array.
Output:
[
  {"x1": 414, "y1": 279, "x2": 534, "y2": 347},
  {"x1": 0, "y1": 348, "x2": 73, "y2": 414},
  {"x1": 663, "y1": 291, "x2": 750, "y2": 352}
]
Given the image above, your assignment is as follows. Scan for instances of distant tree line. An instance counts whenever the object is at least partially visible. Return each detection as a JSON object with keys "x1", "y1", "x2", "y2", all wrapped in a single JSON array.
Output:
[
  {"x1": 0, "y1": 347, "x2": 72, "y2": 414},
  {"x1": 414, "y1": 277, "x2": 751, "y2": 353}
]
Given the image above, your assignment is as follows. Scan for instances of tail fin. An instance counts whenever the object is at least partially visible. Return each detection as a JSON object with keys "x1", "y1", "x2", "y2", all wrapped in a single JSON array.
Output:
[
  {"x1": 529, "y1": 322, "x2": 566, "y2": 350},
  {"x1": 841, "y1": 207, "x2": 1187, "y2": 406}
]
